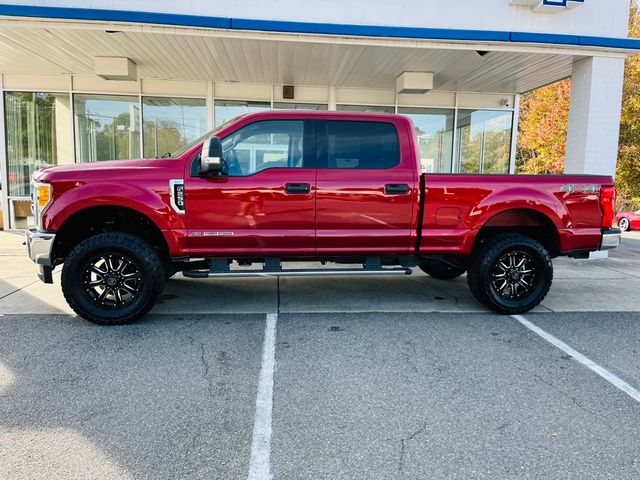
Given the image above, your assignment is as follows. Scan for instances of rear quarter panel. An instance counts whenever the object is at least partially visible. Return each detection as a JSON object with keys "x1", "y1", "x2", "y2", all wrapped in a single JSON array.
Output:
[{"x1": 420, "y1": 174, "x2": 613, "y2": 255}]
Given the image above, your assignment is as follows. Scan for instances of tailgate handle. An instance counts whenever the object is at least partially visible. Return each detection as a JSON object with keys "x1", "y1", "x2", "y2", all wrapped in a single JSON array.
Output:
[
  {"x1": 285, "y1": 183, "x2": 311, "y2": 194},
  {"x1": 385, "y1": 184, "x2": 410, "y2": 195}
]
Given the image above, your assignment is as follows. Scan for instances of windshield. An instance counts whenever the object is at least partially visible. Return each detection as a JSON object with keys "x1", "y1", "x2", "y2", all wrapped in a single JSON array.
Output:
[{"x1": 163, "y1": 115, "x2": 246, "y2": 159}]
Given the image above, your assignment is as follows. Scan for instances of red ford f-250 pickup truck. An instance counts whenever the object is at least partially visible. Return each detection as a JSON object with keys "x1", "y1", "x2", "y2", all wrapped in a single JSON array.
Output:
[{"x1": 26, "y1": 111, "x2": 620, "y2": 324}]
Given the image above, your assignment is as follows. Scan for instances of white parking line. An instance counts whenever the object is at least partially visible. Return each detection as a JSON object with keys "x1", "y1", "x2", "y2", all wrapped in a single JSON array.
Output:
[
  {"x1": 512, "y1": 314, "x2": 640, "y2": 403},
  {"x1": 247, "y1": 313, "x2": 278, "y2": 480}
]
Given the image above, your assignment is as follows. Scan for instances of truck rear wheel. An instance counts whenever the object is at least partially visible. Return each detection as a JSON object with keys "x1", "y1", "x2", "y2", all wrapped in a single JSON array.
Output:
[
  {"x1": 467, "y1": 233, "x2": 552, "y2": 315},
  {"x1": 61, "y1": 232, "x2": 165, "y2": 325},
  {"x1": 419, "y1": 257, "x2": 466, "y2": 280}
]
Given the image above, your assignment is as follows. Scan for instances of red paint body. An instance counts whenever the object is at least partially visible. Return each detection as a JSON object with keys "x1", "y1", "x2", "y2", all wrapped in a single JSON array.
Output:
[
  {"x1": 616, "y1": 210, "x2": 640, "y2": 230},
  {"x1": 35, "y1": 111, "x2": 614, "y2": 260}
]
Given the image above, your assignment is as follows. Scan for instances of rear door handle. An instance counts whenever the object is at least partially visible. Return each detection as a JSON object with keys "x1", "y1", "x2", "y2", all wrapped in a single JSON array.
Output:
[
  {"x1": 285, "y1": 183, "x2": 311, "y2": 194},
  {"x1": 384, "y1": 184, "x2": 410, "y2": 195}
]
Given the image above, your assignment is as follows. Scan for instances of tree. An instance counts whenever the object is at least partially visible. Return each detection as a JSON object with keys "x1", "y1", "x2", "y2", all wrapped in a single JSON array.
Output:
[
  {"x1": 516, "y1": 1, "x2": 640, "y2": 209},
  {"x1": 516, "y1": 80, "x2": 570, "y2": 175},
  {"x1": 616, "y1": 0, "x2": 640, "y2": 206}
]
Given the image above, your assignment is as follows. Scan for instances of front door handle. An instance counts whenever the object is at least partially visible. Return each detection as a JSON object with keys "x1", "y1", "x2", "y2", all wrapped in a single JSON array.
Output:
[
  {"x1": 384, "y1": 184, "x2": 410, "y2": 195},
  {"x1": 285, "y1": 183, "x2": 311, "y2": 194}
]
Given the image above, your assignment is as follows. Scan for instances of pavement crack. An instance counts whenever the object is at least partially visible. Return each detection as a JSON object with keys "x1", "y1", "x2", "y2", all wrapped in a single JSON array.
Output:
[
  {"x1": 398, "y1": 420, "x2": 427, "y2": 475},
  {"x1": 521, "y1": 367, "x2": 609, "y2": 427},
  {"x1": 401, "y1": 340, "x2": 419, "y2": 374},
  {"x1": 200, "y1": 343, "x2": 214, "y2": 397}
]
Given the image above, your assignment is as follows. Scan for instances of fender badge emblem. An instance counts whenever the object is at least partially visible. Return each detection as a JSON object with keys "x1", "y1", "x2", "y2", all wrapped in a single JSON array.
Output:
[{"x1": 191, "y1": 231, "x2": 234, "y2": 237}]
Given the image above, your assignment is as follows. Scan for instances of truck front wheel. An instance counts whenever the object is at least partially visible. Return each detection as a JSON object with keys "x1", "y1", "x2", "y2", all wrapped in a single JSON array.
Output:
[
  {"x1": 467, "y1": 233, "x2": 553, "y2": 315},
  {"x1": 61, "y1": 232, "x2": 165, "y2": 325}
]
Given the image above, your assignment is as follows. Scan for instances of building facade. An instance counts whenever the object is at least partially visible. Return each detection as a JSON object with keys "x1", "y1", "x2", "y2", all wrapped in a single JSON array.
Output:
[{"x1": 0, "y1": 0, "x2": 637, "y2": 228}]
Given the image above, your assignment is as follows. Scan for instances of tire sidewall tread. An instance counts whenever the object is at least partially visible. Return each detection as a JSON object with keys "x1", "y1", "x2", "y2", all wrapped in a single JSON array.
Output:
[
  {"x1": 467, "y1": 233, "x2": 553, "y2": 315},
  {"x1": 61, "y1": 232, "x2": 165, "y2": 325}
]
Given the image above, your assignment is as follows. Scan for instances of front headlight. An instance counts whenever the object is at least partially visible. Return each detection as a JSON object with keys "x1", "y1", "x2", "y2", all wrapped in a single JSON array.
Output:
[{"x1": 33, "y1": 181, "x2": 52, "y2": 228}]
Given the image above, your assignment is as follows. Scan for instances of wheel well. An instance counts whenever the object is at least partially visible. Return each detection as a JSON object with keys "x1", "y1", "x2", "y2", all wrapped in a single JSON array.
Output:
[
  {"x1": 475, "y1": 209, "x2": 560, "y2": 257},
  {"x1": 52, "y1": 206, "x2": 170, "y2": 265}
]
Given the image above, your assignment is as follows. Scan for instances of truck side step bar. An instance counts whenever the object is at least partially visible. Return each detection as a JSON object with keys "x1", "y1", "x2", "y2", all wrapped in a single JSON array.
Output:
[{"x1": 182, "y1": 257, "x2": 413, "y2": 279}]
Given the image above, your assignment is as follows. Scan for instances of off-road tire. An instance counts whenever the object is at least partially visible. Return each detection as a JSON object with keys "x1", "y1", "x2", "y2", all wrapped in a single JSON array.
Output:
[
  {"x1": 419, "y1": 257, "x2": 466, "y2": 280},
  {"x1": 467, "y1": 233, "x2": 553, "y2": 315},
  {"x1": 61, "y1": 232, "x2": 165, "y2": 325}
]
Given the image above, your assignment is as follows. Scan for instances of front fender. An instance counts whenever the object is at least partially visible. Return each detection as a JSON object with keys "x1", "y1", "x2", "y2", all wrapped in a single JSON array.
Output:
[{"x1": 41, "y1": 181, "x2": 187, "y2": 256}]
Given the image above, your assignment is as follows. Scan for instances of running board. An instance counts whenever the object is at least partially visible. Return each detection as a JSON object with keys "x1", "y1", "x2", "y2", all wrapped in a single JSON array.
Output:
[
  {"x1": 182, "y1": 267, "x2": 412, "y2": 279},
  {"x1": 182, "y1": 256, "x2": 413, "y2": 279}
]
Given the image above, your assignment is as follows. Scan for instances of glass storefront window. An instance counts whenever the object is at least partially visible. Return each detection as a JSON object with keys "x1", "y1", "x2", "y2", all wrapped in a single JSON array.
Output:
[
  {"x1": 337, "y1": 104, "x2": 395, "y2": 113},
  {"x1": 456, "y1": 109, "x2": 513, "y2": 174},
  {"x1": 273, "y1": 102, "x2": 327, "y2": 110},
  {"x1": 399, "y1": 107, "x2": 454, "y2": 173},
  {"x1": 142, "y1": 97, "x2": 206, "y2": 158},
  {"x1": 74, "y1": 94, "x2": 140, "y2": 163},
  {"x1": 214, "y1": 100, "x2": 270, "y2": 127},
  {"x1": 5, "y1": 91, "x2": 71, "y2": 198}
]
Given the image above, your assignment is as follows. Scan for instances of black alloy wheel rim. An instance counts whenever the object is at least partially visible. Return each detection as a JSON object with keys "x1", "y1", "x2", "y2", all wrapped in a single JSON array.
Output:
[
  {"x1": 82, "y1": 254, "x2": 142, "y2": 309},
  {"x1": 490, "y1": 250, "x2": 539, "y2": 301}
]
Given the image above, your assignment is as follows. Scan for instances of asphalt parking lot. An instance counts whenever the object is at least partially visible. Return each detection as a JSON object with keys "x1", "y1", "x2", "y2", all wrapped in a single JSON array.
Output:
[{"x1": 1, "y1": 231, "x2": 640, "y2": 479}]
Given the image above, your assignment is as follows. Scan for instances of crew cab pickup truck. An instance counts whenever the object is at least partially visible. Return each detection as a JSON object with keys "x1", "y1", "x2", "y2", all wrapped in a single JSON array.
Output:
[{"x1": 26, "y1": 111, "x2": 620, "y2": 324}]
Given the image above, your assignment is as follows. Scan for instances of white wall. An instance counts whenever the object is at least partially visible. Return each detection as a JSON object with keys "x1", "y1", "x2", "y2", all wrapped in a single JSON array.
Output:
[
  {"x1": 565, "y1": 56, "x2": 626, "y2": 176},
  {"x1": 6, "y1": 0, "x2": 631, "y2": 38}
]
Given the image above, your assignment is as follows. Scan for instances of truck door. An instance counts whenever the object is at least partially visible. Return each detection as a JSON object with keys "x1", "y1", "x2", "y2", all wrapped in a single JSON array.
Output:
[
  {"x1": 315, "y1": 117, "x2": 418, "y2": 255},
  {"x1": 184, "y1": 118, "x2": 316, "y2": 256}
]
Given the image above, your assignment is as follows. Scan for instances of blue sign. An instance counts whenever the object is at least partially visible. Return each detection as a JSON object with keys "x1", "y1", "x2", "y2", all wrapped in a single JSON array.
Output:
[{"x1": 511, "y1": 0, "x2": 584, "y2": 11}]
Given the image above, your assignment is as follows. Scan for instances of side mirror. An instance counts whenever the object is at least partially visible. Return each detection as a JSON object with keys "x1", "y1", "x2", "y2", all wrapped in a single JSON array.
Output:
[{"x1": 200, "y1": 136, "x2": 223, "y2": 176}]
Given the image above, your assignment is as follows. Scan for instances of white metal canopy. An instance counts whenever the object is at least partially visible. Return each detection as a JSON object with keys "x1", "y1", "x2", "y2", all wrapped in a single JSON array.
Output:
[{"x1": 0, "y1": 19, "x2": 595, "y2": 94}]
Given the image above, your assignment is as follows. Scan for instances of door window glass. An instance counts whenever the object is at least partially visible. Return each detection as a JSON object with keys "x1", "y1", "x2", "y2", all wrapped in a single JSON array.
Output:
[
  {"x1": 398, "y1": 107, "x2": 454, "y2": 173},
  {"x1": 142, "y1": 97, "x2": 206, "y2": 158},
  {"x1": 5, "y1": 92, "x2": 71, "y2": 197},
  {"x1": 74, "y1": 94, "x2": 140, "y2": 162},
  {"x1": 456, "y1": 109, "x2": 513, "y2": 174},
  {"x1": 221, "y1": 120, "x2": 304, "y2": 176},
  {"x1": 273, "y1": 102, "x2": 327, "y2": 110},
  {"x1": 336, "y1": 104, "x2": 395, "y2": 113},
  {"x1": 325, "y1": 121, "x2": 399, "y2": 169},
  {"x1": 214, "y1": 100, "x2": 270, "y2": 127}
]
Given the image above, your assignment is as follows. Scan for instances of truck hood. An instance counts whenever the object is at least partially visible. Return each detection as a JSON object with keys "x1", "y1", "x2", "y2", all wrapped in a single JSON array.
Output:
[{"x1": 34, "y1": 158, "x2": 177, "y2": 181}]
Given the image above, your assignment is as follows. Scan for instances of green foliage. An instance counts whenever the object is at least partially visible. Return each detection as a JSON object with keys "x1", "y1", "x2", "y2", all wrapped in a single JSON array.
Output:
[
  {"x1": 517, "y1": 1, "x2": 640, "y2": 206},
  {"x1": 516, "y1": 80, "x2": 570, "y2": 175},
  {"x1": 617, "y1": 1, "x2": 640, "y2": 202}
]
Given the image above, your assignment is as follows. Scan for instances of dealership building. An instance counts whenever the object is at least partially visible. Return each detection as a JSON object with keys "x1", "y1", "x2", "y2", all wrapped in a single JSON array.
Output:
[{"x1": 0, "y1": 0, "x2": 637, "y2": 228}]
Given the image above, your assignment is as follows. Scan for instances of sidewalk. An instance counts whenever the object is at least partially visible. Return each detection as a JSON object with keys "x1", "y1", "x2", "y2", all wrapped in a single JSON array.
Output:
[{"x1": 1, "y1": 229, "x2": 640, "y2": 317}]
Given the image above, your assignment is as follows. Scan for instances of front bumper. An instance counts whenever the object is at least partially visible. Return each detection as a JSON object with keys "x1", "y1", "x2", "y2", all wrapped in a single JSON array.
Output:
[
  {"x1": 600, "y1": 228, "x2": 621, "y2": 250},
  {"x1": 26, "y1": 228, "x2": 56, "y2": 283}
]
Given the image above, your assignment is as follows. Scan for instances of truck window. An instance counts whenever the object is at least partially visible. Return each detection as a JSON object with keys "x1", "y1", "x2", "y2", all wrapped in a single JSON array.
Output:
[
  {"x1": 221, "y1": 120, "x2": 304, "y2": 176},
  {"x1": 325, "y1": 121, "x2": 399, "y2": 169}
]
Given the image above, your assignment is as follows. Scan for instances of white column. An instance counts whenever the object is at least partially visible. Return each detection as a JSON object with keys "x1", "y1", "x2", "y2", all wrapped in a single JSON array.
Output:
[
  {"x1": 0, "y1": 74, "x2": 9, "y2": 230},
  {"x1": 328, "y1": 86, "x2": 337, "y2": 111},
  {"x1": 55, "y1": 95, "x2": 73, "y2": 165},
  {"x1": 508, "y1": 94, "x2": 521, "y2": 174},
  {"x1": 565, "y1": 56, "x2": 625, "y2": 176},
  {"x1": 207, "y1": 81, "x2": 214, "y2": 128}
]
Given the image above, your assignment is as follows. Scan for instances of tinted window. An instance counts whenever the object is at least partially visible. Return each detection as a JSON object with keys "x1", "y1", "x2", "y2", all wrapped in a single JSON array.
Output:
[
  {"x1": 326, "y1": 121, "x2": 399, "y2": 169},
  {"x1": 221, "y1": 120, "x2": 305, "y2": 176}
]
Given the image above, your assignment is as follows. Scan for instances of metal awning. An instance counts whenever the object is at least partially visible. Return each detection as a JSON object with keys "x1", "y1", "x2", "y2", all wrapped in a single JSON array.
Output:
[{"x1": 0, "y1": 21, "x2": 589, "y2": 94}]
